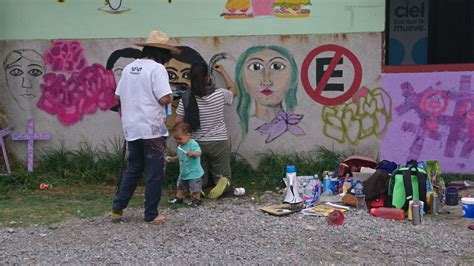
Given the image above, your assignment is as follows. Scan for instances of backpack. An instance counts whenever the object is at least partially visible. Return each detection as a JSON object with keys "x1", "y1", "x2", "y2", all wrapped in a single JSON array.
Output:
[
  {"x1": 375, "y1": 160, "x2": 398, "y2": 174},
  {"x1": 363, "y1": 170, "x2": 390, "y2": 201},
  {"x1": 387, "y1": 166, "x2": 428, "y2": 212}
]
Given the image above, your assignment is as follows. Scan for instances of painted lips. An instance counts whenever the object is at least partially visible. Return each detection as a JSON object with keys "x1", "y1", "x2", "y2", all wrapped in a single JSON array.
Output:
[
  {"x1": 20, "y1": 93, "x2": 36, "y2": 99},
  {"x1": 260, "y1": 88, "x2": 274, "y2": 96}
]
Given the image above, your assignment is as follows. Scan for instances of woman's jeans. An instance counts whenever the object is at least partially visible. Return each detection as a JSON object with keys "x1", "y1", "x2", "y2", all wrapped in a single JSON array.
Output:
[{"x1": 112, "y1": 137, "x2": 166, "y2": 222}]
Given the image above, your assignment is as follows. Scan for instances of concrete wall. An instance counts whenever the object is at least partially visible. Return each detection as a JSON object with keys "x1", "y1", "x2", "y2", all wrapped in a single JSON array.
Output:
[
  {"x1": 0, "y1": 0, "x2": 385, "y2": 40},
  {"x1": 0, "y1": 33, "x2": 383, "y2": 167}
]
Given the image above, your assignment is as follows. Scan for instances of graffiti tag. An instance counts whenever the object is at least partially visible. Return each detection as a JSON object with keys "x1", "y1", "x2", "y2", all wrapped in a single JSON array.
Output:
[{"x1": 322, "y1": 86, "x2": 392, "y2": 145}]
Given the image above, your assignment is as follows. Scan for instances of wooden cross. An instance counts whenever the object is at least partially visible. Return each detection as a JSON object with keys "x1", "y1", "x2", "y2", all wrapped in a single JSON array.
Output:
[
  {"x1": 11, "y1": 119, "x2": 50, "y2": 172},
  {"x1": 0, "y1": 128, "x2": 11, "y2": 175}
]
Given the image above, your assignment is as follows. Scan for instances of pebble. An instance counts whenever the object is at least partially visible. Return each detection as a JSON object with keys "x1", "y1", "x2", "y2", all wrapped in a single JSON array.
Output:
[{"x1": 0, "y1": 194, "x2": 472, "y2": 264}]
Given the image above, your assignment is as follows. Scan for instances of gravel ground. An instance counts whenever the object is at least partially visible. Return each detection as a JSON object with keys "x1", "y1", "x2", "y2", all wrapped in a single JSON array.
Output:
[{"x1": 1, "y1": 192, "x2": 473, "y2": 264}]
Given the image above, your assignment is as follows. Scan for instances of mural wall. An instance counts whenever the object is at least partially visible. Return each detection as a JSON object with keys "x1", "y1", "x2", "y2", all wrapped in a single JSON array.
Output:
[
  {"x1": 0, "y1": 33, "x2": 383, "y2": 167},
  {"x1": 382, "y1": 72, "x2": 474, "y2": 173}
]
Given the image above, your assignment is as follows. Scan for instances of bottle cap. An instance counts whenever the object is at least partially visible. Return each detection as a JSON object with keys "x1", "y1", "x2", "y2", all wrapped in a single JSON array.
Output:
[{"x1": 286, "y1": 165, "x2": 296, "y2": 173}]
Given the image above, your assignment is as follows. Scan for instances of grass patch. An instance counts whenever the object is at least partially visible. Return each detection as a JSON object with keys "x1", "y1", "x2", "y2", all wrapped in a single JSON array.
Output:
[
  {"x1": 0, "y1": 185, "x2": 138, "y2": 227},
  {"x1": 0, "y1": 185, "x2": 183, "y2": 227}
]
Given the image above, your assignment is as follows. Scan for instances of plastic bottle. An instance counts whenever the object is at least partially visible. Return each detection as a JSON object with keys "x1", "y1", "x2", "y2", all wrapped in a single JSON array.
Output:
[
  {"x1": 353, "y1": 182, "x2": 367, "y2": 211},
  {"x1": 302, "y1": 175, "x2": 320, "y2": 206},
  {"x1": 323, "y1": 173, "x2": 331, "y2": 193},
  {"x1": 354, "y1": 182, "x2": 364, "y2": 196},
  {"x1": 370, "y1": 207, "x2": 405, "y2": 220}
]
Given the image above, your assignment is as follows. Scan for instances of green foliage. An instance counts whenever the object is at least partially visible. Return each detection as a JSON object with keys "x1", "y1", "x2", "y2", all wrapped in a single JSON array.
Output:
[
  {"x1": 255, "y1": 146, "x2": 344, "y2": 189},
  {"x1": 0, "y1": 140, "x2": 124, "y2": 193},
  {"x1": 3, "y1": 141, "x2": 471, "y2": 195},
  {"x1": 0, "y1": 144, "x2": 345, "y2": 193}
]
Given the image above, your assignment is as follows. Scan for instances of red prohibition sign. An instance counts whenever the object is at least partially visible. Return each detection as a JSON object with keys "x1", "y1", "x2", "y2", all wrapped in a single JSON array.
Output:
[{"x1": 301, "y1": 44, "x2": 362, "y2": 106}]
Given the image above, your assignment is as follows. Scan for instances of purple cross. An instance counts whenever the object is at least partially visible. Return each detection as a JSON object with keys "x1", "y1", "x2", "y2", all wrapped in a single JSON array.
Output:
[
  {"x1": 11, "y1": 119, "x2": 50, "y2": 172},
  {"x1": 0, "y1": 128, "x2": 11, "y2": 175}
]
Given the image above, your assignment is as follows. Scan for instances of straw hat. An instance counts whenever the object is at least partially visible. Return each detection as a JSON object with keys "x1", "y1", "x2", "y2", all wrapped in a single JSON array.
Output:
[{"x1": 135, "y1": 30, "x2": 181, "y2": 54}]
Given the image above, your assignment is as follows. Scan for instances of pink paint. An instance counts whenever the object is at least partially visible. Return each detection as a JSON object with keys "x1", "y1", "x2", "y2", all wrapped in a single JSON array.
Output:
[
  {"x1": 419, "y1": 89, "x2": 448, "y2": 116},
  {"x1": 252, "y1": 0, "x2": 275, "y2": 17},
  {"x1": 382, "y1": 72, "x2": 474, "y2": 173},
  {"x1": 37, "y1": 64, "x2": 117, "y2": 126},
  {"x1": 352, "y1": 86, "x2": 369, "y2": 103},
  {"x1": 44, "y1": 40, "x2": 87, "y2": 72}
]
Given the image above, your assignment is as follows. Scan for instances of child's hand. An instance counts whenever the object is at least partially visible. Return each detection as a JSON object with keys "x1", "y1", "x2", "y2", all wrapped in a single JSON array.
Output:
[
  {"x1": 166, "y1": 156, "x2": 178, "y2": 162},
  {"x1": 186, "y1": 151, "x2": 201, "y2": 157}
]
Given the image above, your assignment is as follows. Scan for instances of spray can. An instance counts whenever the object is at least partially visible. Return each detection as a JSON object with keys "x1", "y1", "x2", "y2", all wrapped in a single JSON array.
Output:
[
  {"x1": 431, "y1": 193, "x2": 439, "y2": 215},
  {"x1": 323, "y1": 173, "x2": 331, "y2": 193},
  {"x1": 412, "y1": 203, "x2": 421, "y2": 225}
]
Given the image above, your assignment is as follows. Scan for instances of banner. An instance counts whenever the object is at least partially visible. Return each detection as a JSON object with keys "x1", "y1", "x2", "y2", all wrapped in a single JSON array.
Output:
[{"x1": 388, "y1": 0, "x2": 429, "y2": 65}]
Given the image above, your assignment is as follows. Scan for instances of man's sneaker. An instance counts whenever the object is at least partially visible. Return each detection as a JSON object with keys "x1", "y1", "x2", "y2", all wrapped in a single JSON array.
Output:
[
  {"x1": 188, "y1": 198, "x2": 202, "y2": 207},
  {"x1": 110, "y1": 210, "x2": 123, "y2": 223},
  {"x1": 168, "y1": 197, "x2": 184, "y2": 204},
  {"x1": 208, "y1": 176, "x2": 230, "y2": 200}
]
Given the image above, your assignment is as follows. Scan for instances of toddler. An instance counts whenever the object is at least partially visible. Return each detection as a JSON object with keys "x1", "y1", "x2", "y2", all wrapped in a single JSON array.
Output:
[{"x1": 167, "y1": 122, "x2": 204, "y2": 207}]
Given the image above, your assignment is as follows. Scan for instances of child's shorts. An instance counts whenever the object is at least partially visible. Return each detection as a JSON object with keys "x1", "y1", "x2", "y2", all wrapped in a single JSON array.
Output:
[{"x1": 177, "y1": 178, "x2": 202, "y2": 193}]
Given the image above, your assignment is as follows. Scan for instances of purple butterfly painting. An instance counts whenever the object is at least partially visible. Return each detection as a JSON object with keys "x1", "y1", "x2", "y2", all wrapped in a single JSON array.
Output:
[{"x1": 256, "y1": 111, "x2": 305, "y2": 143}]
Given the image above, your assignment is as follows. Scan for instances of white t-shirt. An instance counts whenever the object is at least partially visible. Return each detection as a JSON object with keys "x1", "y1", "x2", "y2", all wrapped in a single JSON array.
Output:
[
  {"x1": 176, "y1": 88, "x2": 233, "y2": 141},
  {"x1": 115, "y1": 59, "x2": 172, "y2": 141}
]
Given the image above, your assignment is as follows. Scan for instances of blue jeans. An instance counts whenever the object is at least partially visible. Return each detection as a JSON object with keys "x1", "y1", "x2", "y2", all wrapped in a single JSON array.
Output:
[{"x1": 112, "y1": 137, "x2": 166, "y2": 222}]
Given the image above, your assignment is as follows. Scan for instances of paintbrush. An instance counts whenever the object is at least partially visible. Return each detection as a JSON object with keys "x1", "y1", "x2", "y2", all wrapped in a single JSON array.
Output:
[{"x1": 177, "y1": 145, "x2": 187, "y2": 154}]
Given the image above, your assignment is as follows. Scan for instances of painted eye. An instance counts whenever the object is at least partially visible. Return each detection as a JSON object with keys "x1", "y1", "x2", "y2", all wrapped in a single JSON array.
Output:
[
  {"x1": 9, "y1": 68, "x2": 23, "y2": 76},
  {"x1": 247, "y1": 63, "x2": 264, "y2": 71},
  {"x1": 182, "y1": 71, "x2": 190, "y2": 80},
  {"x1": 113, "y1": 68, "x2": 123, "y2": 77},
  {"x1": 270, "y1": 62, "x2": 285, "y2": 70},
  {"x1": 167, "y1": 71, "x2": 178, "y2": 81},
  {"x1": 28, "y1": 68, "x2": 43, "y2": 77}
]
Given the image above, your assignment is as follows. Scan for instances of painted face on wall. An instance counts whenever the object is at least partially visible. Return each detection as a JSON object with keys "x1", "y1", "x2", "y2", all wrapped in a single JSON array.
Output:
[
  {"x1": 242, "y1": 49, "x2": 291, "y2": 107},
  {"x1": 3, "y1": 50, "x2": 44, "y2": 111},
  {"x1": 166, "y1": 58, "x2": 192, "y2": 87},
  {"x1": 111, "y1": 57, "x2": 134, "y2": 82},
  {"x1": 420, "y1": 89, "x2": 448, "y2": 116}
]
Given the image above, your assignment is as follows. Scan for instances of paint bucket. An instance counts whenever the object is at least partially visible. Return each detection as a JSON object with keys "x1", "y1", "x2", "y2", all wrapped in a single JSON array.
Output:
[
  {"x1": 445, "y1": 187, "x2": 459, "y2": 206},
  {"x1": 461, "y1": 197, "x2": 474, "y2": 218}
]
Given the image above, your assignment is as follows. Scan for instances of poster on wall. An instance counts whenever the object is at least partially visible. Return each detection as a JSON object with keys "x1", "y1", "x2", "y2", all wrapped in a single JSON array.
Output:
[{"x1": 388, "y1": 0, "x2": 429, "y2": 65}]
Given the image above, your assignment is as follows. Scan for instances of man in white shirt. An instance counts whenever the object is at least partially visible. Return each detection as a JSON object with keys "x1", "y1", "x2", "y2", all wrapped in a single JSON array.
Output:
[{"x1": 111, "y1": 31, "x2": 181, "y2": 224}]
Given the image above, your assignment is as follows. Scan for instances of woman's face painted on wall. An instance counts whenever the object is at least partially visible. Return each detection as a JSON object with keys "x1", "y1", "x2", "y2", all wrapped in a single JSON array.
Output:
[
  {"x1": 242, "y1": 49, "x2": 291, "y2": 107},
  {"x1": 4, "y1": 52, "x2": 44, "y2": 111}
]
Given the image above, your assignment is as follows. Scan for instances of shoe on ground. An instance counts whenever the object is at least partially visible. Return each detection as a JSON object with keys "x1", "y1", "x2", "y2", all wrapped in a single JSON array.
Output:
[
  {"x1": 145, "y1": 214, "x2": 170, "y2": 224},
  {"x1": 168, "y1": 197, "x2": 184, "y2": 204},
  {"x1": 110, "y1": 210, "x2": 123, "y2": 223},
  {"x1": 208, "y1": 176, "x2": 230, "y2": 200},
  {"x1": 188, "y1": 198, "x2": 202, "y2": 207}
]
